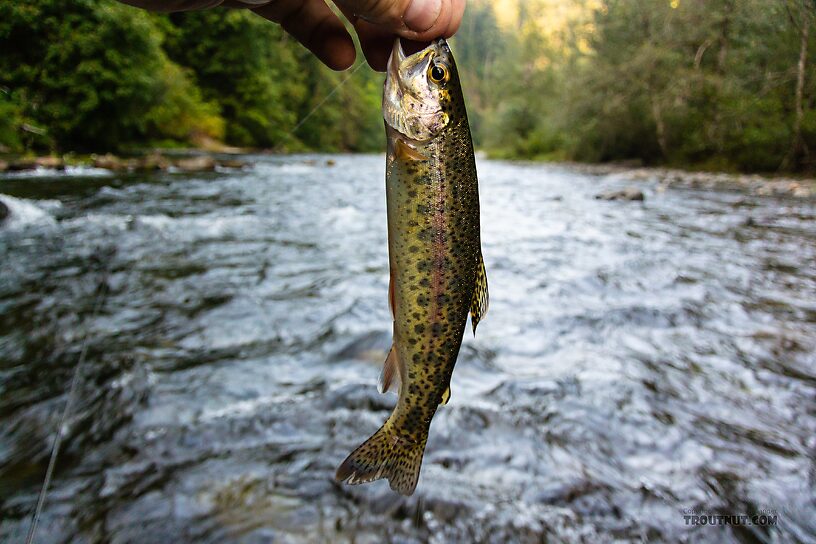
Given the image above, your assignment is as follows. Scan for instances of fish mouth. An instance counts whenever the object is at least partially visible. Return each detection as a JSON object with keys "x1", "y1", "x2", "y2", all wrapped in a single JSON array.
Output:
[
  {"x1": 383, "y1": 38, "x2": 449, "y2": 141},
  {"x1": 387, "y1": 38, "x2": 407, "y2": 83},
  {"x1": 387, "y1": 38, "x2": 447, "y2": 82}
]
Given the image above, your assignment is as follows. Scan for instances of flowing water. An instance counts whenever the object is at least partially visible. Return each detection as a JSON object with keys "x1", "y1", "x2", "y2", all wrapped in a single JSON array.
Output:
[{"x1": 1, "y1": 155, "x2": 814, "y2": 543}]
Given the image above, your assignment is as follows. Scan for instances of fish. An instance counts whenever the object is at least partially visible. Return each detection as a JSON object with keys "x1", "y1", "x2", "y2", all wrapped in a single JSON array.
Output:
[{"x1": 335, "y1": 38, "x2": 488, "y2": 496}]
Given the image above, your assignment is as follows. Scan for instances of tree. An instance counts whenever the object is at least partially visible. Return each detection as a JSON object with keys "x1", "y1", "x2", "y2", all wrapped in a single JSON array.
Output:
[{"x1": 0, "y1": 0, "x2": 221, "y2": 152}]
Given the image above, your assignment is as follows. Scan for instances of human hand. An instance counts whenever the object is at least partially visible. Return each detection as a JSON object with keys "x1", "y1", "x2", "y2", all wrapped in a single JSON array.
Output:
[{"x1": 239, "y1": 0, "x2": 465, "y2": 71}]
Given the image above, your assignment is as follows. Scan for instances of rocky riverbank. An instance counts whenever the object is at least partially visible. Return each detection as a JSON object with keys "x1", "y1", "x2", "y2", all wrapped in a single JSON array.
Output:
[
  {"x1": 567, "y1": 162, "x2": 816, "y2": 199},
  {"x1": 3, "y1": 155, "x2": 815, "y2": 200},
  {"x1": 0, "y1": 152, "x2": 247, "y2": 174}
]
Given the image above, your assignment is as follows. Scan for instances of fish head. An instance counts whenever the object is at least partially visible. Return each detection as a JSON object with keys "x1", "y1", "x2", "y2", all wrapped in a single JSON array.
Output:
[{"x1": 383, "y1": 38, "x2": 457, "y2": 142}]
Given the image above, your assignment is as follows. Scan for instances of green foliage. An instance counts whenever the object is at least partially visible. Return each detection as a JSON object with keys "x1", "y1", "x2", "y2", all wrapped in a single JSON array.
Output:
[
  {"x1": 159, "y1": 9, "x2": 381, "y2": 151},
  {"x1": 0, "y1": 0, "x2": 380, "y2": 153},
  {"x1": 454, "y1": 0, "x2": 816, "y2": 172},
  {"x1": 143, "y1": 62, "x2": 225, "y2": 143},
  {"x1": 160, "y1": 10, "x2": 300, "y2": 148},
  {"x1": 0, "y1": 91, "x2": 24, "y2": 152},
  {"x1": 0, "y1": 0, "x2": 224, "y2": 152},
  {"x1": 2, "y1": 0, "x2": 812, "y2": 171}
]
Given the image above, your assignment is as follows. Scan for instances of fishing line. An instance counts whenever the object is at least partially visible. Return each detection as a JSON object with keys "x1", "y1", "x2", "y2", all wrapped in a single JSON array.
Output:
[
  {"x1": 289, "y1": 60, "x2": 367, "y2": 136},
  {"x1": 25, "y1": 253, "x2": 112, "y2": 544}
]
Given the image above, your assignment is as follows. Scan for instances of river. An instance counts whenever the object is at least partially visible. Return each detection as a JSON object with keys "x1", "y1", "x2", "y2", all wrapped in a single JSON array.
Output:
[{"x1": 1, "y1": 155, "x2": 814, "y2": 543}]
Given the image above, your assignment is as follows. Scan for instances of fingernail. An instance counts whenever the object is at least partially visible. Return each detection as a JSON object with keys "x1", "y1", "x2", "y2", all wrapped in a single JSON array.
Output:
[{"x1": 404, "y1": 0, "x2": 441, "y2": 32}]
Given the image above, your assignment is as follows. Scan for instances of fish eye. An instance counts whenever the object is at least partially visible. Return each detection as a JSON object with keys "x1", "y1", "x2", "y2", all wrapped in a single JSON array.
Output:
[{"x1": 428, "y1": 63, "x2": 448, "y2": 84}]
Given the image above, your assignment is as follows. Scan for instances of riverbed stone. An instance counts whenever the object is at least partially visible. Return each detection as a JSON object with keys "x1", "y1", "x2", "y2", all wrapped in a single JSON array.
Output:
[
  {"x1": 93, "y1": 153, "x2": 127, "y2": 171},
  {"x1": 175, "y1": 156, "x2": 216, "y2": 172},
  {"x1": 0, "y1": 199, "x2": 9, "y2": 225},
  {"x1": 34, "y1": 156, "x2": 65, "y2": 170},
  {"x1": 595, "y1": 187, "x2": 645, "y2": 201}
]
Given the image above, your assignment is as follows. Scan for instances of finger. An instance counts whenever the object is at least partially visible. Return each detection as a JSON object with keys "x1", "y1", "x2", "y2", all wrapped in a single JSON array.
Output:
[
  {"x1": 335, "y1": 3, "x2": 391, "y2": 71},
  {"x1": 445, "y1": 0, "x2": 465, "y2": 37},
  {"x1": 353, "y1": 19, "x2": 395, "y2": 71},
  {"x1": 253, "y1": 0, "x2": 357, "y2": 71},
  {"x1": 334, "y1": 0, "x2": 458, "y2": 41}
]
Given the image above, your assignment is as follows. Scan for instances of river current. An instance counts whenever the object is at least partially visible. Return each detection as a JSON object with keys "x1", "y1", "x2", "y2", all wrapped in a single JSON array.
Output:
[{"x1": 1, "y1": 155, "x2": 814, "y2": 543}]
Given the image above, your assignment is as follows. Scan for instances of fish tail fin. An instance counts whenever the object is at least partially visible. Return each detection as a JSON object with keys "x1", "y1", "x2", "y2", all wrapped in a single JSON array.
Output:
[{"x1": 335, "y1": 423, "x2": 427, "y2": 496}]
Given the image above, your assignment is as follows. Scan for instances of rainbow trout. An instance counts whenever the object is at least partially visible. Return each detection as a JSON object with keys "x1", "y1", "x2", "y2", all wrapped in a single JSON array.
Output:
[{"x1": 336, "y1": 38, "x2": 488, "y2": 495}]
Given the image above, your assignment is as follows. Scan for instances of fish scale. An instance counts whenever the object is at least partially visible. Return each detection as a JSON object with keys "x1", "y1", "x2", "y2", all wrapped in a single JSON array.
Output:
[{"x1": 336, "y1": 38, "x2": 488, "y2": 495}]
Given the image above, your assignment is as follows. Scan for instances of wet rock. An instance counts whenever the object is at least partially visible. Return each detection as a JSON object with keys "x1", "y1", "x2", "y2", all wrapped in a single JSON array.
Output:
[
  {"x1": 0, "y1": 159, "x2": 8, "y2": 172},
  {"x1": 326, "y1": 159, "x2": 336, "y2": 166},
  {"x1": 137, "y1": 153, "x2": 171, "y2": 172},
  {"x1": 7, "y1": 159, "x2": 37, "y2": 172},
  {"x1": 333, "y1": 330, "x2": 391, "y2": 363},
  {"x1": 92, "y1": 153, "x2": 128, "y2": 171},
  {"x1": 326, "y1": 383, "x2": 394, "y2": 412},
  {"x1": 216, "y1": 158, "x2": 247, "y2": 169},
  {"x1": 0, "y1": 199, "x2": 9, "y2": 225},
  {"x1": 34, "y1": 156, "x2": 65, "y2": 170},
  {"x1": 175, "y1": 156, "x2": 216, "y2": 172},
  {"x1": 595, "y1": 187, "x2": 645, "y2": 201}
]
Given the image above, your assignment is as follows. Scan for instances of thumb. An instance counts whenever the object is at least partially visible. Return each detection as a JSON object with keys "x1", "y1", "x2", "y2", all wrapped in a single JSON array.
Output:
[{"x1": 334, "y1": 0, "x2": 450, "y2": 36}]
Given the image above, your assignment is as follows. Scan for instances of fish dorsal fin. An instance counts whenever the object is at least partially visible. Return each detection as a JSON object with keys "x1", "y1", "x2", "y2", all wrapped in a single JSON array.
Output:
[
  {"x1": 378, "y1": 345, "x2": 401, "y2": 394},
  {"x1": 440, "y1": 386, "x2": 451, "y2": 405},
  {"x1": 395, "y1": 138, "x2": 428, "y2": 162},
  {"x1": 470, "y1": 252, "x2": 489, "y2": 335}
]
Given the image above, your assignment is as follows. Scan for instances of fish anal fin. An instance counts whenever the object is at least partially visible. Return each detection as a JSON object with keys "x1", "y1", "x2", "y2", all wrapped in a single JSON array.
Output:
[
  {"x1": 395, "y1": 138, "x2": 428, "y2": 162},
  {"x1": 440, "y1": 386, "x2": 451, "y2": 405},
  {"x1": 470, "y1": 252, "x2": 489, "y2": 335},
  {"x1": 378, "y1": 346, "x2": 401, "y2": 394}
]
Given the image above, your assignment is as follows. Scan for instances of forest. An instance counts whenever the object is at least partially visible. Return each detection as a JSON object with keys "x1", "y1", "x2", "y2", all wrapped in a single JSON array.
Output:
[{"x1": 1, "y1": 0, "x2": 814, "y2": 173}]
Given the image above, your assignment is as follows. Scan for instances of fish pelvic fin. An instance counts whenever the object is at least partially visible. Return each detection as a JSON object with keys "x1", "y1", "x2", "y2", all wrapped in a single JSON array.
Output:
[
  {"x1": 377, "y1": 345, "x2": 401, "y2": 394},
  {"x1": 335, "y1": 424, "x2": 427, "y2": 496},
  {"x1": 470, "y1": 251, "x2": 489, "y2": 335}
]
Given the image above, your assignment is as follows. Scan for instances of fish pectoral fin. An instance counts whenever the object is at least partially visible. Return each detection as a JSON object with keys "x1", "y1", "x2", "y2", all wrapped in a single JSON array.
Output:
[
  {"x1": 378, "y1": 345, "x2": 401, "y2": 394},
  {"x1": 395, "y1": 138, "x2": 428, "y2": 162},
  {"x1": 440, "y1": 386, "x2": 451, "y2": 405},
  {"x1": 470, "y1": 251, "x2": 489, "y2": 335}
]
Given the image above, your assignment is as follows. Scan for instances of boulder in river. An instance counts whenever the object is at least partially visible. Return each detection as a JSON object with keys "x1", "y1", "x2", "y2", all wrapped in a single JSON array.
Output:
[
  {"x1": 215, "y1": 158, "x2": 247, "y2": 169},
  {"x1": 6, "y1": 159, "x2": 38, "y2": 172},
  {"x1": 34, "y1": 156, "x2": 65, "y2": 170},
  {"x1": 0, "y1": 199, "x2": 9, "y2": 225},
  {"x1": 595, "y1": 187, "x2": 645, "y2": 201},
  {"x1": 136, "y1": 153, "x2": 171, "y2": 172},
  {"x1": 0, "y1": 160, "x2": 8, "y2": 172},
  {"x1": 175, "y1": 156, "x2": 216, "y2": 172},
  {"x1": 92, "y1": 153, "x2": 128, "y2": 171}
]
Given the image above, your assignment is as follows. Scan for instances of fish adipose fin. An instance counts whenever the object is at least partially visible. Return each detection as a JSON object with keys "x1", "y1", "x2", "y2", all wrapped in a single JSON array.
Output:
[
  {"x1": 470, "y1": 252, "x2": 489, "y2": 335},
  {"x1": 378, "y1": 345, "x2": 401, "y2": 394},
  {"x1": 336, "y1": 425, "x2": 426, "y2": 496}
]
